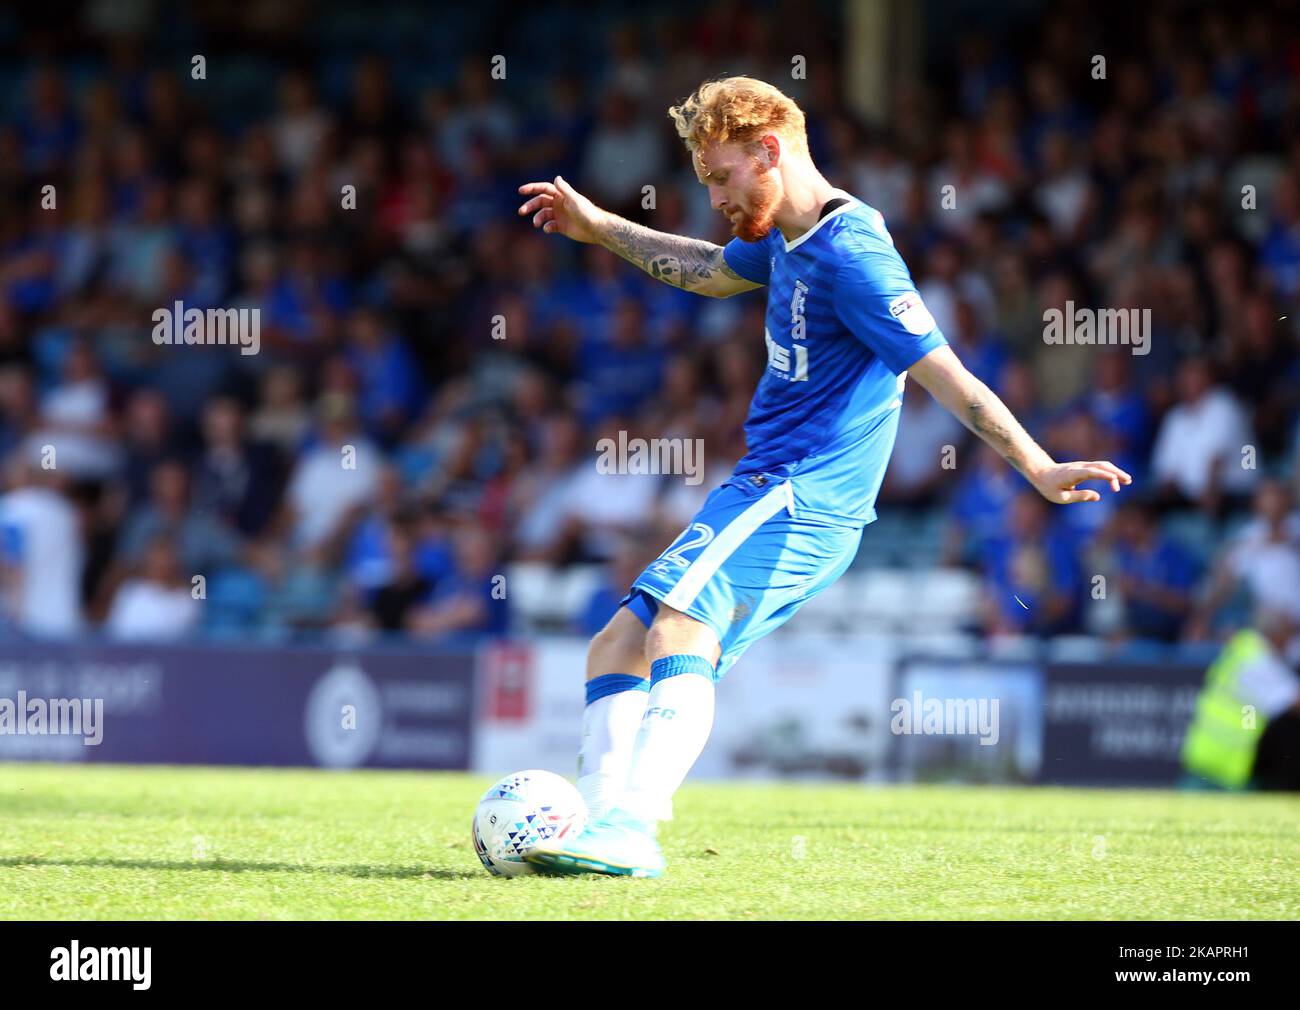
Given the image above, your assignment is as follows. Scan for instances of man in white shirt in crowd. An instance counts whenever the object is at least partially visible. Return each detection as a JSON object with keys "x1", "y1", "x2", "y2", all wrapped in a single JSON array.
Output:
[
  {"x1": 1192, "y1": 478, "x2": 1300, "y2": 638},
  {"x1": 283, "y1": 393, "x2": 382, "y2": 558},
  {"x1": 105, "y1": 536, "x2": 200, "y2": 641},
  {"x1": 1151, "y1": 356, "x2": 1258, "y2": 514},
  {"x1": 0, "y1": 456, "x2": 83, "y2": 638}
]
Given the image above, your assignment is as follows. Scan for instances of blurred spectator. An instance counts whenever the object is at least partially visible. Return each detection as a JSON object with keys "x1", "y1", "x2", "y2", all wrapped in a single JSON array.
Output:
[
  {"x1": 118, "y1": 387, "x2": 177, "y2": 508},
  {"x1": 344, "y1": 464, "x2": 411, "y2": 593},
  {"x1": 978, "y1": 493, "x2": 1081, "y2": 637},
  {"x1": 104, "y1": 536, "x2": 200, "y2": 641},
  {"x1": 0, "y1": 367, "x2": 39, "y2": 462},
  {"x1": 191, "y1": 395, "x2": 282, "y2": 536},
  {"x1": 581, "y1": 91, "x2": 668, "y2": 215},
  {"x1": 1192, "y1": 479, "x2": 1300, "y2": 635},
  {"x1": 369, "y1": 517, "x2": 435, "y2": 633},
  {"x1": 247, "y1": 540, "x2": 338, "y2": 636},
  {"x1": 551, "y1": 416, "x2": 663, "y2": 563},
  {"x1": 115, "y1": 458, "x2": 242, "y2": 577},
  {"x1": 33, "y1": 339, "x2": 118, "y2": 478},
  {"x1": 947, "y1": 299, "x2": 1008, "y2": 390},
  {"x1": 944, "y1": 443, "x2": 1022, "y2": 567},
  {"x1": 407, "y1": 520, "x2": 508, "y2": 638},
  {"x1": 1221, "y1": 292, "x2": 1298, "y2": 458},
  {"x1": 879, "y1": 385, "x2": 965, "y2": 508},
  {"x1": 578, "y1": 299, "x2": 664, "y2": 424},
  {"x1": 0, "y1": 462, "x2": 83, "y2": 637},
  {"x1": 1104, "y1": 502, "x2": 1201, "y2": 642},
  {"x1": 1078, "y1": 351, "x2": 1150, "y2": 482},
  {"x1": 343, "y1": 306, "x2": 424, "y2": 446},
  {"x1": 271, "y1": 70, "x2": 332, "y2": 176},
  {"x1": 1034, "y1": 130, "x2": 1094, "y2": 242},
  {"x1": 1151, "y1": 357, "x2": 1258, "y2": 514},
  {"x1": 1044, "y1": 410, "x2": 1121, "y2": 548},
  {"x1": 850, "y1": 130, "x2": 915, "y2": 226},
  {"x1": 282, "y1": 394, "x2": 382, "y2": 556},
  {"x1": 511, "y1": 412, "x2": 588, "y2": 562},
  {"x1": 248, "y1": 365, "x2": 311, "y2": 456},
  {"x1": 436, "y1": 59, "x2": 518, "y2": 177},
  {"x1": 927, "y1": 122, "x2": 1010, "y2": 236},
  {"x1": 574, "y1": 533, "x2": 662, "y2": 637},
  {"x1": 1259, "y1": 174, "x2": 1300, "y2": 299}
]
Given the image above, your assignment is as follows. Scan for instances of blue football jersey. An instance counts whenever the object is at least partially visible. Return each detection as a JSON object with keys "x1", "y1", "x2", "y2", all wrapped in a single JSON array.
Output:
[{"x1": 721, "y1": 191, "x2": 947, "y2": 524}]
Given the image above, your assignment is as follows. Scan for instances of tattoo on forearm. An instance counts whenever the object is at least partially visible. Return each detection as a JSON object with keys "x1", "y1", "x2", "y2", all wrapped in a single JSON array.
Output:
[{"x1": 601, "y1": 217, "x2": 744, "y2": 292}]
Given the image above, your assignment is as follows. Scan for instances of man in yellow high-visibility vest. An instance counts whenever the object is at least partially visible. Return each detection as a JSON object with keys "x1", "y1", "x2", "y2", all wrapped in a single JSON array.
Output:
[{"x1": 1182, "y1": 609, "x2": 1300, "y2": 790}]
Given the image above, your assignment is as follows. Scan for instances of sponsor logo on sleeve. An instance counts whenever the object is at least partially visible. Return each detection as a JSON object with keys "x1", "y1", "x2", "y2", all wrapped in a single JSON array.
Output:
[{"x1": 888, "y1": 292, "x2": 937, "y2": 336}]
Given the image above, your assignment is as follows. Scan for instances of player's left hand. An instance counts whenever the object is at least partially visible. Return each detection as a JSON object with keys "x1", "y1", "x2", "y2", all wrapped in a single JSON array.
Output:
[{"x1": 1029, "y1": 461, "x2": 1132, "y2": 504}]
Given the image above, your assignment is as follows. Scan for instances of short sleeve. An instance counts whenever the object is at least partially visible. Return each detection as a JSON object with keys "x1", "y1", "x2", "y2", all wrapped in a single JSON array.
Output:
[
  {"x1": 833, "y1": 248, "x2": 947, "y2": 374},
  {"x1": 722, "y1": 236, "x2": 771, "y2": 285}
]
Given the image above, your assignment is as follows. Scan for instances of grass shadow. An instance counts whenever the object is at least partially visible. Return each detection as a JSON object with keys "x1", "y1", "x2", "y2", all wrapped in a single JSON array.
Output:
[{"x1": 0, "y1": 856, "x2": 478, "y2": 881}]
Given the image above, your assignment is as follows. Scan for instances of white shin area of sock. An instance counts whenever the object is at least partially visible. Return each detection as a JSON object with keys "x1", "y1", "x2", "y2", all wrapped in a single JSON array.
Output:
[
  {"x1": 619, "y1": 672, "x2": 715, "y2": 823},
  {"x1": 576, "y1": 688, "x2": 649, "y2": 818}
]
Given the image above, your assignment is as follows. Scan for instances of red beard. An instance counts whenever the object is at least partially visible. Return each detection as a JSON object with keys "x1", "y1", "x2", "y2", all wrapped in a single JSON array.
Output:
[{"x1": 729, "y1": 171, "x2": 780, "y2": 242}]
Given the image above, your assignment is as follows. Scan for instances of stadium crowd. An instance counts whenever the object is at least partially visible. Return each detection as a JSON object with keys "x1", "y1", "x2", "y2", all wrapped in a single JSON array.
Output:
[{"x1": 0, "y1": 0, "x2": 1297, "y2": 649}]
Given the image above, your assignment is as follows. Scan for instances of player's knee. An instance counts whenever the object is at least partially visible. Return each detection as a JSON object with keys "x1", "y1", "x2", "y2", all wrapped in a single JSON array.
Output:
[
  {"x1": 646, "y1": 605, "x2": 721, "y2": 667},
  {"x1": 586, "y1": 607, "x2": 649, "y2": 681}
]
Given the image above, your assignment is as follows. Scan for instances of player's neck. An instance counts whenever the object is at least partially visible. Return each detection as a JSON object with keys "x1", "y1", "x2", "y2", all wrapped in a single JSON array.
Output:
[{"x1": 774, "y1": 167, "x2": 839, "y2": 243}]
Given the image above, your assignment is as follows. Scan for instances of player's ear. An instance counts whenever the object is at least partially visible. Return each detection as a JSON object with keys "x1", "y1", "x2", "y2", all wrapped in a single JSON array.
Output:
[{"x1": 758, "y1": 134, "x2": 781, "y2": 167}]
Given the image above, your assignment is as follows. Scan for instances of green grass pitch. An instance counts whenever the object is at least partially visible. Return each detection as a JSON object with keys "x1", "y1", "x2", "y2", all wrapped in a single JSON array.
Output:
[{"x1": 0, "y1": 763, "x2": 1296, "y2": 919}]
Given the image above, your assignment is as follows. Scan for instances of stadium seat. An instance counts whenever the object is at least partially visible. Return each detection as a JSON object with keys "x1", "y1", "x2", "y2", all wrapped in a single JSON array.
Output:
[
  {"x1": 986, "y1": 636, "x2": 1042, "y2": 661},
  {"x1": 555, "y1": 566, "x2": 605, "y2": 624},
  {"x1": 1114, "y1": 638, "x2": 1172, "y2": 662},
  {"x1": 896, "y1": 630, "x2": 982, "y2": 658},
  {"x1": 795, "y1": 577, "x2": 856, "y2": 633},
  {"x1": 1174, "y1": 640, "x2": 1221, "y2": 666},
  {"x1": 847, "y1": 569, "x2": 915, "y2": 631},
  {"x1": 911, "y1": 568, "x2": 981, "y2": 629},
  {"x1": 1046, "y1": 636, "x2": 1109, "y2": 662},
  {"x1": 905, "y1": 509, "x2": 949, "y2": 568},
  {"x1": 505, "y1": 563, "x2": 568, "y2": 631}
]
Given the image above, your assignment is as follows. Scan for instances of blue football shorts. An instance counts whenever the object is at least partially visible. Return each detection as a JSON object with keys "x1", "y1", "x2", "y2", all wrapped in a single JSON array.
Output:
[{"x1": 619, "y1": 476, "x2": 865, "y2": 678}]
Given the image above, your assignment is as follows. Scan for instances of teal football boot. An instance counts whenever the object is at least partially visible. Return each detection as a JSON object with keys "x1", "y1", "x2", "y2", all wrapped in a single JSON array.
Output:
[{"x1": 526, "y1": 808, "x2": 666, "y2": 878}]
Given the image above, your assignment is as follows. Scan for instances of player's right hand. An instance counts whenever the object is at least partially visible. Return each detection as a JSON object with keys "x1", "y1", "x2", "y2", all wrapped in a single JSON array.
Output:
[
  {"x1": 1029, "y1": 459, "x2": 1132, "y2": 504},
  {"x1": 517, "y1": 176, "x2": 606, "y2": 244}
]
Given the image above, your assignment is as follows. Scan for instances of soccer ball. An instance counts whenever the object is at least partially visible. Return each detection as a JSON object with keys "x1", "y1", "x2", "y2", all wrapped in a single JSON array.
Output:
[{"x1": 471, "y1": 769, "x2": 588, "y2": 877}]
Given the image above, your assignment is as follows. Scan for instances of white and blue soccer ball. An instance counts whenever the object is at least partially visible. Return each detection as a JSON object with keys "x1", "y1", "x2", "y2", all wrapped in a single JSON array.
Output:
[{"x1": 471, "y1": 769, "x2": 588, "y2": 877}]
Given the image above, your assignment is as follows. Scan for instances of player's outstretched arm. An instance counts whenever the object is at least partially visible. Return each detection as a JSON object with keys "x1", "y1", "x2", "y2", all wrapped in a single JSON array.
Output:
[
  {"x1": 517, "y1": 176, "x2": 761, "y2": 298},
  {"x1": 908, "y1": 345, "x2": 1132, "y2": 504}
]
